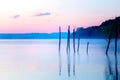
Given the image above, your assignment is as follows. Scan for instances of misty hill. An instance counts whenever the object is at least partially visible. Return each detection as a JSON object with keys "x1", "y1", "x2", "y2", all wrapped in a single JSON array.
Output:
[
  {"x1": 76, "y1": 16, "x2": 120, "y2": 38},
  {"x1": 0, "y1": 33, "x2": 67, "y2": 39}
]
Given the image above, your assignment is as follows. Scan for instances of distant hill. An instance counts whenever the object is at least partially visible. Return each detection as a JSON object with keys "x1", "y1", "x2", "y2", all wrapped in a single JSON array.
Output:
[
  {"x1": 0, "y1": 32, "x2": 67, "y2": 39},
  {"x1": 76, "y1": 16, "x2": 120, "y2": 38}
]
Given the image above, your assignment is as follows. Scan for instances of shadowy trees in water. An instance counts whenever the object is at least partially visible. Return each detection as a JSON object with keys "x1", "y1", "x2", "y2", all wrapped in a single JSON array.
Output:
[
  {"x1": 58, "y1": 25, "x2": 90, "y2": 77},
  {"x1": 58, "y1": 17, "x2": 120, "y2": 79},
  {"x1": 104, "y1": 17, "x2": 120, "y2": 80}
]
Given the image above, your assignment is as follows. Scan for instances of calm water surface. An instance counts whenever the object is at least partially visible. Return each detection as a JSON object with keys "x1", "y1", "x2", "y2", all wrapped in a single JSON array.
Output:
[{"x1": 0, "y1": 39, "x2": 120, "y2": 80}]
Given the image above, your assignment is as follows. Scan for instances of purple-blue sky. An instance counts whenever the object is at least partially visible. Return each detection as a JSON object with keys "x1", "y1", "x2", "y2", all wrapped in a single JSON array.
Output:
[{"x1": 0, "y1": 0, "x2": 120, "y2": 33}]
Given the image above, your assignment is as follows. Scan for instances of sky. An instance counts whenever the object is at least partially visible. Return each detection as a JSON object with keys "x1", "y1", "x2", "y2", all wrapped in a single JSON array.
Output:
[{"x1": 0, "y1": 0, "x2": 120, "y2": 33}]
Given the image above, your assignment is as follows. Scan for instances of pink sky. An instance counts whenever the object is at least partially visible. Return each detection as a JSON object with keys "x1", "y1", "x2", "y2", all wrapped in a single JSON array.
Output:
[{"x1": 0, "y1": 0, "x2": 120, "y2": 33}]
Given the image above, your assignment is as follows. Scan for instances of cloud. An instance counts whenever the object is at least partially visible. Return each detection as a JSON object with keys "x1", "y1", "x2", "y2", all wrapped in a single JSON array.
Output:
[
  {"x1": 35, "y1": 12, "x2": 51, "y2": 17},
  {"x1": 13, "y1": 15, "x2": 20, "y2": 19},
  {"x1": 12, "y1": 12, "x2": 51, "y2": 19}
]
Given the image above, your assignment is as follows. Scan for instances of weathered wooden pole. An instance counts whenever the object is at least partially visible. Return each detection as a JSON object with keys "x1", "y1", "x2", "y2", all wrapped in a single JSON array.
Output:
[
  {"x1": 105, "y1": 32, "x2": 112, "y2": 56},
  {"x1": 86, "y1": 42, "x2": 89, "y2": 55},
  {"x1": 73, "y1": 28, "x2": 76, "y2": 53},
  {"x1": 77, "y1": 36, "x2": 80, "y2": 55},
  {"x1": 73, "y1": 28, "x2": 76, "y2": 76},
  {"x1": 77, "y1": 34, "x2": 80, "y2": 67},
  {"x1": 58, "y1": 26, "x2": 62, "y2": 76},
  {"x1": 105, "y1": 24, "x2": 114, "y2": 78},
  {"x1": 59, "y1": 26, "x2": 61, "y2": 53},
  {"x1": 114, "y1": 20, "x2": 119, "y2": 80},
  {"x1": 66, "y1": 25, "x2": 71, "y2": 77},
  {"x1": 105, "y1": 31, "x2": 112, "y2": 78},
  {"x1": 66, "y1": 25, "x2": 70, "y2": 53}
]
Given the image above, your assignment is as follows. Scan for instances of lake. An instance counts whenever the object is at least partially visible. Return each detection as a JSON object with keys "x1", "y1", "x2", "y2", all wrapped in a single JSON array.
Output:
[{"x1": 0, "y1": 39, "x2": 120, "y2": 80}]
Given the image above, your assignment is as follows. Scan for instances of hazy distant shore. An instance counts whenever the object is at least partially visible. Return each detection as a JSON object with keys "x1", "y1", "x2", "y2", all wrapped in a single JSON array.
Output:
[
  {"x1": 0, "y1": 33, "x2": 67, "y2": 39},
  {"x1": 0, "y1": 33, "x2": 106, "y2": 39}
]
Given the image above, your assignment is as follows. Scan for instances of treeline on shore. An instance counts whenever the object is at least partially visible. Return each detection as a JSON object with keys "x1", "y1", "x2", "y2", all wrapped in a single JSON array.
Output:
[{"x1": 76, "y1": 16, "x2": 120, "y2": 38}]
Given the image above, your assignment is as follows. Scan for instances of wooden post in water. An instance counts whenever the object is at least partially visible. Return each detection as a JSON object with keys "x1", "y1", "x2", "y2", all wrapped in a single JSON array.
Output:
[
  {"x1": 105, "y1": 32, "x2": 112, "y2": 56},
  {"x1": 58, "y1": 26, "x2": 62, "y2": 76},
  {"x1": 73, "y1": 28, "x2": 76, "y2": 53},
  {"x1": 73, "y1": 28, "x2": 76, "y2": 76},
  {"x1": 105, "y1": 31, "x2": 112, "y2": 77},
  {"x1": 66, "y1": 25, "x2": 71, "y2": 77},
  {"x1": 86, "y1": 42, "x2": 89, "y2": 55},
  {"x1": 66, "y1": 25, "x2": 70, "y2": 53},
  {"x1": 59, "y1": 26, "x2": 61, "y2": 53},
  {"x1": 114, "y1": 20, "x2": 119, "y2": 80},
  {"x1": 77, "y1": 35, "x2": 80, "y2": 67},
  {"x1": 77, "y1": 36, "x2": 80, "y2": 55},
  {"x1": 105, "y1": 24, "x2": 113, "y2": 78}
]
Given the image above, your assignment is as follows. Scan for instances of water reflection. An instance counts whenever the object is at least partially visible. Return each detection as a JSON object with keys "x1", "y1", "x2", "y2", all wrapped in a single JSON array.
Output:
[
  {"x1": 58, "y1": 51, "x2": 62, "y2": 76},
  {"x1": 0, "y1": 39, "x2": 120, "y2": 80}
]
